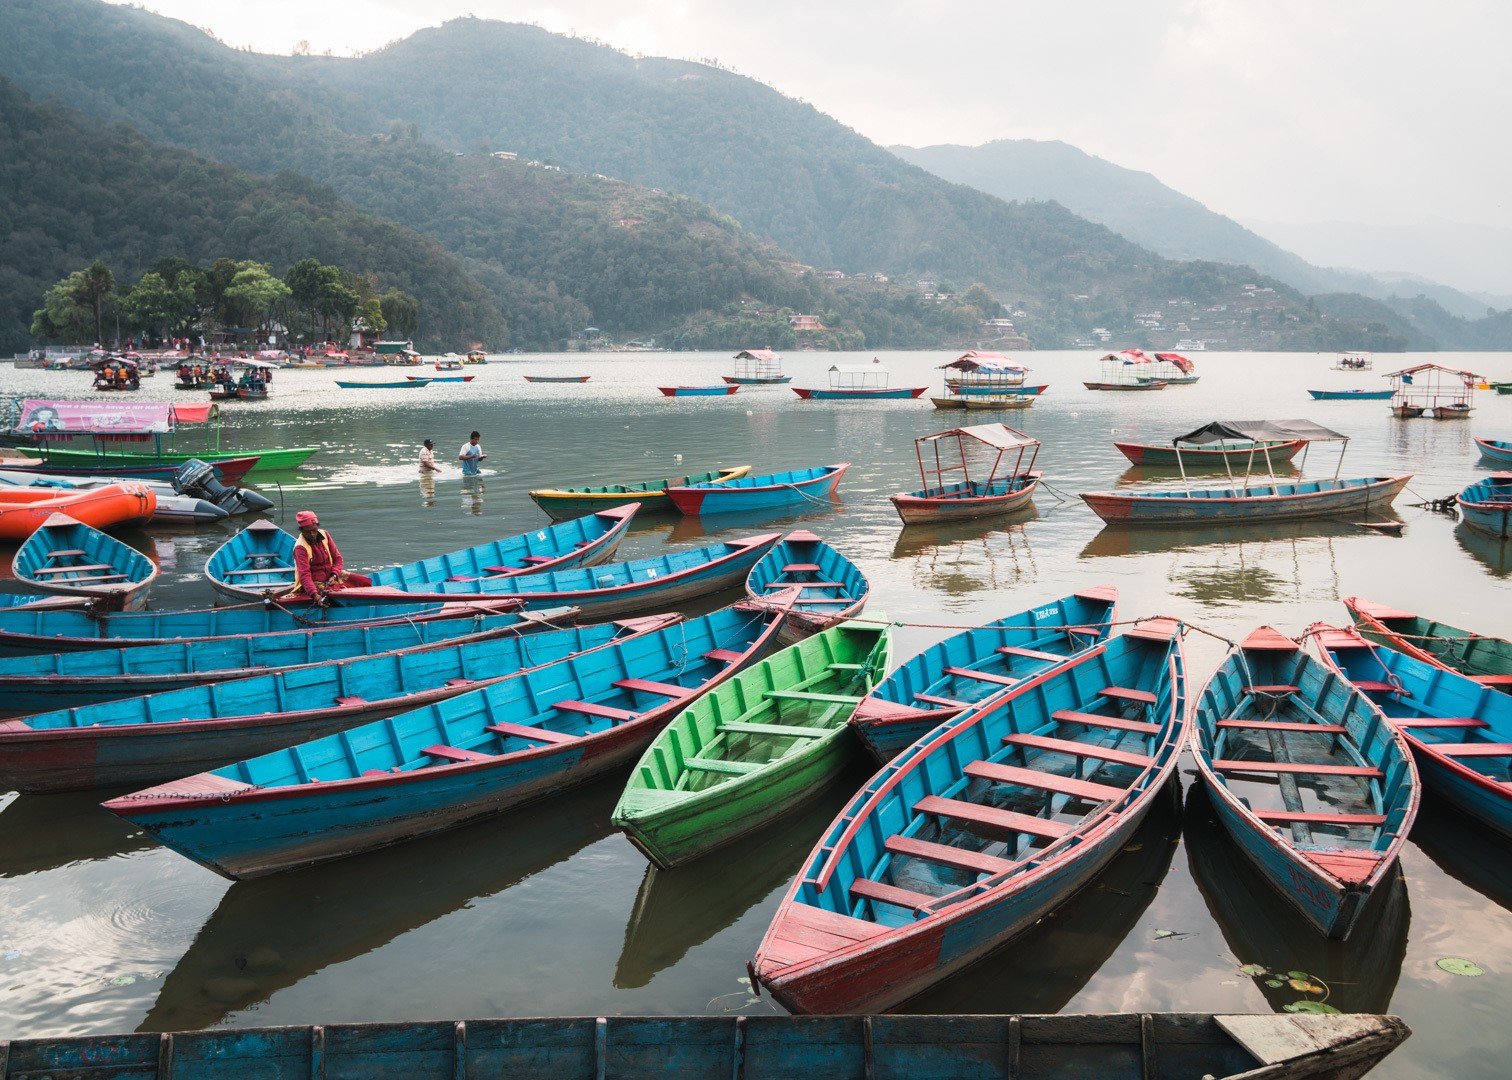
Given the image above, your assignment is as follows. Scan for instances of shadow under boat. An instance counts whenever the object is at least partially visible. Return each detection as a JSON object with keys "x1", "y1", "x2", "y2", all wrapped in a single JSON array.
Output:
[
  {"x1": 666, "y1": 500, "x2": 846, "y2": 543},
  {"x1": 1455, "y1": 521, "x2": 1512, "y2": 578},
  {"x1": 1080, "y1": 514, "x2": 1402, "y2": 560},
  {"x1": 614, "y1": 763, "x2": 868, "y2": 990},
  {"x1": 1182, "y1": 783, "x2": 1408, "y2": 1014},
  {"x1": 1409, "y1": 798, "x2": 1512, "y2": 913},
  {"x1": 0, "y1": 787, "x2": 153, "y2": 877},
  {"x1": 900, "y1": 780, "x2": 1183, "y2": 1016},
  {"x1": 141, "y1": 775, "x2": 622, "y2": 1033}
]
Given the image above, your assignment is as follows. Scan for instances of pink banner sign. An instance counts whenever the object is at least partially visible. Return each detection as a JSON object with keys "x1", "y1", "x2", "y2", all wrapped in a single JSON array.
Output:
[{"x1": 14, "y1": 399, "x2": 173, "y2": 436}]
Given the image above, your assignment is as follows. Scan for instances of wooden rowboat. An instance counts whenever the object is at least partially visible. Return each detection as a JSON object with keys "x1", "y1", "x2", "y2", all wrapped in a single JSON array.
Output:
[
  {"x1": 1311, "y1": 625, "x2": 1512, "y2": 840},
  {"x1": 1457, "y1": 474, "x2": 1512, "y2": 538},
  {"x1": 848, "y1": 587, "x2": 1118, "y2": 763},
  {"x1": 0, "y1": 1012, "x2": 1411, "y2": 1079},
  {"x1": 1081, "y1": 475, "x2": 1412, "y2": 525},
  {"x1": 744, "y1": 531, "x2": 868, "y2": 643},
  {"x1": 1345, "y1": 597, "x2": 1512, "y2": 693},
  {"x1": 1190, "y1": 628, "x2": 1418, "y2": 939},
  {"x1": 523, "y1": 374, "x2": 590, "y2": 383},
  {"x1": 1083, "y1": 380, "x2": 1167, "y2": 391},
  {"x1": 335, "y1": 379, "x2": 429, "y2": 388},
  {"x1": 613, "y1": 619, "x2": 890, "y2": 868},
  {"x1": 666, "y1": 465, "x2": 849, "y2": 516},
  {"x1": 1113, "y1": 440, "x2": 1308, "y2": 469},
  {"x1": 0, "y1": 608, "x2": 635, "y2": 793},
  {"x1": 752, "y1": 619, "x2": 1187, "y2": 1013},
  {"x1": 106, "y1": 602, "x2": 790, "y2": 879},
  {"x1": 204, "y1": 518, "x2": 295, "y2": 600},
  {"x1": 0, "y1": 481, "x2": 157, "y2": 539},
  {"x1": 12, "y1": 513, "x2": 158, "y2": 611},
  {"x1": 891, "y1": 424, "x2": 1041, "y2": 526},
  {"x1": 1476, "y1": 438, "x2": 1512, "y2": 466},
  {"x1": 793, "y1": 386, "x2": 928, "y2": 400},
  {"x1": 408, "y1": 374, "x2": 475, "y2": 383},
  {"x1": 658, "y1": 385, "x2": 739, "y2": 396},
  {"x1": 530, "y1": 466, "x2": 751, "y2": 520},
  {"x1": 1305, "y1": 389, "x2": 1394, "y2": 400}
]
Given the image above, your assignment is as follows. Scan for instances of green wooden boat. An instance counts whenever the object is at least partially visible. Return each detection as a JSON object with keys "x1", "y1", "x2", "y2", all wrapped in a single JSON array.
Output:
[
  {"x1": 19, "y1": 444, "x2": 318, "y2": 474},
  {"x1": 1345, "y1": 596, "x2": 1512, "y2": 691},
  {"x1": 612, "y1": 618, "x2": 890, "y2": 868},
  {"x1": 530, "y1": 466, "x2": 751, "y2": 520}
]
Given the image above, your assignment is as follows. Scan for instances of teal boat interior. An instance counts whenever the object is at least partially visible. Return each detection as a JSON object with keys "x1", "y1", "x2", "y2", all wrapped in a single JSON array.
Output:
[
  {"x1": 1460, "y1": 476, "x2": 1512, "y2": 507},
  {"x1": 205, "y1": 519, "x2": 295, "y2": 594},
  {"x1": 685, "y1": 466, "x2": 837, "y2": 491},
  {"x1": 899, "y1": 476, "x2": 1036, "y2": 502},
  {"x1": 1124, "y1": 477, "x2": 1386, "y2": 501},
  {"x1": 544, "y1": 470, "x2": 736, "y2": 497},
  {"x1": 14, "y1": 514, "x2": 156, "y2": 592},
  {"x1": 746, "y1": 533, "x2": 868, "y2": 620}
]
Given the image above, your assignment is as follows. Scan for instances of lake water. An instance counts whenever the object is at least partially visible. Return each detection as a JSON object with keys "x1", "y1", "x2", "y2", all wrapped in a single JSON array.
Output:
[{"x1": 0, "y1": 350, "x2": 1508, "y2": 1077}]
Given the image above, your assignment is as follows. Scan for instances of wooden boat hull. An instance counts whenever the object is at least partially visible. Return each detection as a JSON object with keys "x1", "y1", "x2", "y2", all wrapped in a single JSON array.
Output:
[
  {"x1": 1475, "y1": 438, "x2": 1512, "y2": 466},
  {"x1": 891, "y1": 473, "x2": 1040, "y2": 525},
  {"x1": 1083, "y1": 381, "x2": 1167, "y2": 390},
  {"x1": 530, "y1": 466, "x2": 751, "y2": 520},
  {"x1": 959, "y1": 396, "x2": 1033, "y2": 410},
  {"x1": 411, "y1": 375, "x2": 475, "y2": 383},
  {"x1": 658, "y1": 386, "x2": 739, "y2": 396},
  {"x1": 1306, "y1": 390, "x2": 1394, "y2": 400},
  {"x1": 523, "y1": 375, "x2": 591, "y2": 383},
  {"x1": 0, "y1": 482, "x2": 157, "y2": 539},
  {"x1": 943, "y1": 382, "x2": 1047, "y2": 396},
  {"x1": 722, "y1": 375, "x2": 791, "y2": 384},
  {"x1": 1113, "y1": 440, "x2": 1307, "y2": 468},
  {"x1": 19, "y1": 445, "x2": 315, "y2": 474},
  {"x1": 1458, "y1": 476, "x2": 1512, "y2": 538},
  {"x1": 793, "y1": 387, "x2": 927, "y2": 399},
  {"x1": 744, "y1": 531, "x2": 869, "y2": 644},
  {"x1": 0, "y1": 455, "x2": 258, "y2": 483},
  {"x1": 12, "y1": 511, "x2": 159, "y2": 611},
  {"x1": 1082, "y1": 475, "x2": 1411, "y2": 525},
  {"x1": 1345, "y1": 597, "x2": 1512, "y2": 692},
  {"x1": 0, "y1": 1012, "x2": 1412, "y2": 1080},
  {"x1": 336, "y1": 380, "x2": 428, "y2": 388},
  {"x1": 930, "y1": 396, "x2": 968, "y2": 410},
  {"x1": 667, "y1": 465, "x2": 849, "y2": 516}
]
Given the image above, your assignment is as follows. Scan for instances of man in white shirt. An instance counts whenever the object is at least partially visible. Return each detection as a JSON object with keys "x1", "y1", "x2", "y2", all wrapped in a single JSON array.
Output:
[{"x1": 458, "y1": 431, "x2": 485, "y2": 476}]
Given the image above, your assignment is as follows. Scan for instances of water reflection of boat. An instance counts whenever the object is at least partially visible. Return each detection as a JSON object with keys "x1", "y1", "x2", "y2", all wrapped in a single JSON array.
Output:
[
  {"x1": 141, "y1": 777, "x2": 620, "y2": 1032},
  {"x1": 1182, "y1": 784, "x2": 1407, "y2": 1014},
  {"x1": 902, "y1": 782, "x2": 1182, "y2": 1015},
  {"x1": 1080, "y1": 516, "x2": 1393, "y2": 560},
  {"x1": 666, "y1": 502, "x2": 845, "y2": 542},
  {"x1": 1113, "y1": 464, "x2": 1300, "y2": 486},
  {"x1": 1455, "y1": 521, "x2": 1512, "y2": 577},
  {"x1": 1410, "y1": 800, "x2": 1512, "y2": 912},
  {"x1": 613, "y1": 773, "x2": 862, "y2": 989},
  {"x1": 888, "y1": 510, "x2": 1039, "y2": 600},
  {"x1": 0, "y1": 788, "x2": 151, "y2": 877}
]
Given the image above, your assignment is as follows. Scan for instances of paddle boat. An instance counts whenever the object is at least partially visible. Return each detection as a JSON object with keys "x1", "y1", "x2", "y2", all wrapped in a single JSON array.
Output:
[
  {"x1": 1113, "y1": 433, "x2": 1308, "y2": 469},
  {"x1": 665, "y1": 464, "x2": 849, "y2": 516},
  {"x1": 436, "y1": 356, "x2": 464, "y2": 371},
  {"x1": 752, "y1": 618, "x2": 1187, "y2": 1013},
  {"x1": 529, "y1": 466, "x2": 751, "y2": 520},
  {"x1": 723, "y1": 348, "x2": 790, "y2": 384},
  {"x1": 613, "y1": 618, "x2": 890, "y2": 868},
  {"x1": 1385, "y1": 361, "x2": 1482, "y2": 419},
  {"x1": 12, "y1": 513, "x2": 159, "y2": 611},
  {"x1": 465, "y1": 349, "x2": 488, "y2": 364},
  {"x1": 1333, "y1": 352, "x2": 1374, "y2": 371},
  {"x1": 0, "y1": 1012, "x2": 1411, "y2": 1080},
  {"x1": 1476, "y1": 438, "x2": 1512, "y2": 467},
  {"x1": 335, "y1": 378, "x2": 430, "y2": 388},
  {"x1": 106, "y1": 601, "x2": 793, "y2": 878},
  {"x1": 0, "y1": 481, "x2": 157, "y2": 539},
  {"x1": 1311, "y1": 624, "x2": 1512, "y2": 840},
  {"x1": 1084, "y1": 349, "x2": 1168, "y2": 390},
  {"x1": 848, "y1": 586, "x2": 1118, "y2": 762},
  {"x1": 1345, "y1": 597, "x2": 1512, "y2": 693},
  {"x1": 1190, "y1": 628, "x2": 1417, "y2": 939},
  {"x1": 1306, "y1": 389, "x2": 1393, "y2": 401},
  {"x1": 208, "y1": 357, "x2": 274, "y2": 400},
  {"x1": 1457, "y1": 474, "x2": 1512, "y2": 538},
  {"x1": 744, "y1": 531, "x2": 869, "y2": 643},
  {"x1": 0, "y1": 611, "x2": 655, "y2": 793},
  {"x1": 658, "y1": 385, "x2": 739, "y2": 397},
  {"x1": 793, "y1": 364, "x2": 926, "y2": 400},
  {"x1": 890, "y1": 423, "x2": 1041, "y2": 525},
  {"x1": 523, "y1": 374, "x2": 591, "y2": 383},
  {"x1": 408, "y1": 374, "x2": 475, "y2": 383}
]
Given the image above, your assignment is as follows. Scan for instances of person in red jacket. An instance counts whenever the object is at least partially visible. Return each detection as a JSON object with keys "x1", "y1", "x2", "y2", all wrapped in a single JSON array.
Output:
[{"x1": 290, "y1": 510, "x2": 371, "y2": 600}]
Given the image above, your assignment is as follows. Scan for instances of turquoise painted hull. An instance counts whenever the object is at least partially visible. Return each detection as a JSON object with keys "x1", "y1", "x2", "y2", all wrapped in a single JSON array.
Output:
[
  {"x1": 667, "y1": 465, "x2": 848, "y2": 516},
  {"x1": 1458, "y1": 476, "x2": 1512, "y2": 539}
]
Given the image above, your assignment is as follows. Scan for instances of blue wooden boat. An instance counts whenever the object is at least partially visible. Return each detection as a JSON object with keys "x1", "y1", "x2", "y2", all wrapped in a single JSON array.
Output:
[
  {"x1": 848, "y1": 586, "x2": 1119, "y2": 762},
  {"x1": 0, "y1": 1013, "x2": 1411, "y2": 1079},
  {"x1": 1457, "y1": 474, "x2": 1512, "y2": 538},
  {"x1": 1474, "y1": 438, "x2": 1512, "y2": 466},
  {"x1": 1305, "y1": 389, "x2": 1394, "y2": 400},
  {"x1": 0, "y1": 592, "x2": 91, "y2": 611},
  {"x1": 753, "y1": 619, "x2": 1187, "y2": 1013},
  {"x1": 1083, "y1": 476, "x2": 1411, "y2": 525},
  {"x1": 0, "y1": 597, "x2": 522, "y2": 657},
  {"x1": 335, "y1": 379, "x2": 430, "y2": 388},
  {"x1": 658, "y1": 385, "x2": 740, "y2": 397},
  {"x1": 341, "y1": 534, "x2": 782, "y2": 619},
  {"x1": 106, "y1": 602, "x2": 791, "y2": 878},
  {"x1": 0, "y1": 610, "x2": 659, "y2": 793},
  {"x1": 206, "y1": 506, "x2": 639, "y2": 601},
  {"x1": 1191, "y1": 627, "x2": 1418, "y2": 939},
  {"x1": 1312, "y1": 625, "x2": 1512, "y2": 840},
  {"x1": 744, "y1": 530, "x2": 869, "y2": 643},
  {"x1": 794, "y1": 386, "x2": 928, "y2": 400},
  {"x1": 666, "y1": 465, "x2": 849, "y2": 516},
  {"x1": 11, "y1": 512, "x2": 158, "y2": 611},
  {"x1": 0, "y1": 607, "x2": 565, "y2": 714}
]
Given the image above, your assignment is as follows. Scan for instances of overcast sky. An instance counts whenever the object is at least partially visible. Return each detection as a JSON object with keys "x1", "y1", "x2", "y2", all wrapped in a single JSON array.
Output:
[{"x1": 113, "y1": 1, "x2": 1510, "y2": 234}]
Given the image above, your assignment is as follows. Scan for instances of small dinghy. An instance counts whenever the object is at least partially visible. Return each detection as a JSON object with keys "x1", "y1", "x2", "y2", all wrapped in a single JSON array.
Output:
[
  {"x1": 743, "y1": 530, "x2": 868, "y2": 643},
  {"x1": 530, "y1": 466, "x2": 751, "y2": 520},
  {"x1": 666, "y1": 464, "x2": 849, "y2": 516},
  {"x1": 1191, "y1": 628, "x2": 1418, "y2": 939},
  {"x1": 1345, "y1": 597, "x2": 1512, "y2": 693},
  {"x1": 1456, "y1": 474, "x2": 1512, "y2": 539},
  {"x1": 205, "y1": 518, "x2": 296, "y2": 600},
  {"x1": 613, "y1": 618, "x2": 890, "y2": 868},
  {"x1": 1474, "y1": 437, "x2": 1512, "y2": 467},
  {"x1": 12, "y1": 513, "x2": 158, "y2": 611}
]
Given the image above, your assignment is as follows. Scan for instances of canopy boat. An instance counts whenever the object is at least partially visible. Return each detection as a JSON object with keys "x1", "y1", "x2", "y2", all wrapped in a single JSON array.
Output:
[
  {"x1": 335, "y1": 378, "x2": 429, "y2": 388},
  {"x1": 613, "y1": 619, "x2": 890, "y2": 868},
  {"x1": 9, "y1": 399, "x2": 316, "y2": 474},
  {"x1": 1190, "y1": 628, "x2": 1417, "y2": 940},
  {"x1": 89, "y1": 354, "x2": 141, "y2": 391},
  {"x1": 436, "y1": 357, "x2": 464, "y2": 371},
  {"x1": 724, "y1": 348, "x2": 790, "y2": 384},
  {"x1": 1114, "y1": 436, "x2": 1308, "y2": 469},
  {"x1": 1385, "y1": 362, "x2": 1482, "y2": 419},
  {"x1": 0, "y1": 481, "x2": 157, "y2": 539},
  {"x1": 0, "y1": 611, "x2": 656, "y2": 793},
  {"x1": 1084, "y1": 349, "x2": 1168, "y2": 390},
  {"x1": 744, "y1": 530, "x2": 869, "y2": 643},
  {"x1": 0, "y1": 607, "x2": 560, "y2": 715},
  {"x1": 208, "y1": 357, "x2": 274, "y2": 400},
  {"x1": 938, "y1": 352, "x2": 1048, "y2": 399},
  {"x1": 465, "y1": 348, "x2": 488, "y2": 364},
  {"x1": 1082, "y1": 419, "x2": 1410, "y2": 525},
  {"x1": 172, "y1": 361, "x2": 217, "y2": 390},
  {"x1": 339, "y1": 534, "x2": 783, "y2": 619},
  {"x1": 0, "y1": 1012, "x2": 1411, "y2": 1080},
  {"x1": 752, "y1": 620, "x2": 1187, "y2": 1013},
  {"x1": 0, "y1": 596, "x2": 522, "y2": 656},
  {"x1": 1345, "y1": 597, "x2": 1512, "y2": 693},
  {"x1": 931, "y1": 394, "x2": 1034, "y2": 411},
  {"x1": 1311, "y1": 625, "x2": 1512, "y2": 840},
  {"x1": 659, "y1": 385, "x2": 739, "y2": 397},
  {"x1": 523, "y1": 374, "x2": 590, "y2": 383},
  {"x1": 1476, "y1": 438, "x2": 1512, "y2": 466},
  {"x1": 849, "y1": 587, "x2": 1118, "y2": 762},
  {"x1": 793, "y1": 365, "x2": 927, "y2": 400},
  {"x1": 1306, "y1": 389, "x2": 1394, "y2": 401},
  {"x1": 666, "y1": 464, "x2": 849, "y2": 516},
  {"x1": 1457, "y1": 474, "x2": 1512, "y2": 538},
  {"x1": 409, "y1": 374, "x2": 474, "y2": 383},
  {"x1": 1149, "y1": 351, "x2": 1199, "y2": 385},
  {"x1": 530, "y1": 466, "x2": 751, "y2": 520},
  {"x1": 1333, "y1": 352, "x2": 1374, "y2": 371},
  {"x1": 890, "y1": 423, "x2": 1041, "y2": 526},
  {"x1": 12, "y1": 513, "x2": 159, "y2": 611},
  {"x1": 107, "y1": 602, "x2": 790, "y2": 879}
]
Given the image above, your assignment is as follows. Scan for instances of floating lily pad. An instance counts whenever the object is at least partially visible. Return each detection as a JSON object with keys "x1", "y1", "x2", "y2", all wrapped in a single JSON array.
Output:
[
  {"x1": 1239, "y1": 964, "x2": 1267, "y2": 977},
  {"x1": 1286, "y1": 970, "x2": 1311, "y2": 980},
  {"x1": 1287, "y1": 978, "x2": 1324, "y2": 994},
  {"x1": 108, "y1": 975, "x2": 137, "y2": 986},
  {"x1": 1265, "y1": 979, "x2": 1285, "y2": 988},
  {"x1": 1437, "y1": 957, "x2": 1485, "y2": 977},
  {"x1": 1284, "y1": 1001, "x2": 1341, "y2": 1015}
]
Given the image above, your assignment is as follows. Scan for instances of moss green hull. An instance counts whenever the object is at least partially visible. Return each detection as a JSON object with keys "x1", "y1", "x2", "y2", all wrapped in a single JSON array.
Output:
[
  {"x1": 22, "y1": 445, "x2": 318, "y2": 474},
  {"x1": 530, "y1": 467, "x2": 750, "y2": 521}
]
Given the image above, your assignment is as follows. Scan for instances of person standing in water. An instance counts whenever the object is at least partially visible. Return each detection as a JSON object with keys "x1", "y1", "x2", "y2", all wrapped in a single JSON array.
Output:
[
  {"x1": 458, "y1": 431, "x2": 485, "y2": 476},
  {"x1": 419, "y1": 438, "x2": 441, "y2": 473}
]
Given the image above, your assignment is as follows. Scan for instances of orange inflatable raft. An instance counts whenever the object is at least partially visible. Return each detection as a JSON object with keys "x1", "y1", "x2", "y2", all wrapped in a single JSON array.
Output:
[{"x1": 0, "y1": 483, "x2": 157, "y2": 540}]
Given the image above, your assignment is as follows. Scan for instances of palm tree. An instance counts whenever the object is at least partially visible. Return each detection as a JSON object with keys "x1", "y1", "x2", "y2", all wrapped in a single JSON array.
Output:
[{"x1": 75, "y1": 260, "x2": 115, "y2": 345}]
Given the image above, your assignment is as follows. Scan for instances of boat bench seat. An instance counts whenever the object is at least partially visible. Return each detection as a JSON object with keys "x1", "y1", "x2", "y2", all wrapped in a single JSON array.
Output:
[
  {"x1": 885, "y1": 835, "x2": 1015, "y2": 877},
  {"x1": 913, "y1": 692, "x2": 969, "y2": 708},
  {"x1": 1216, "y1": 719, "x2": 1346, "y2": 734},
  {"x1": 766, "y1": 690, "x2": 863, "y2": 705},
  {"x1": 222, "y1": 568, "x2": 295, "y2": 577},
  {"x1": 1433, "y1": 742, "x2": 1512, "y2": 757},
  {"x1": 850, "y1": 877, "x2": 936, "y2": 912},
  {"x1": 43, "y1": 549, "x2": 87, "y2": 558},
  {"x1": 790, "y1": 598, "x2": 856, "y2": 606},
  {"x1": 1062, "y1": 626, "x2": 1099, "y2": 637},
  {"x1": 964, "y1": 760, "x2": 1125, "y2": 802},
  {"x1": 1396, "y1": 717, "x2": 1487, "y2": 729},
  {"x1": 1051, "y1": 709, "x2": 1159, "y2": 735},
  {"x1": 944, "y1": 666, "x2": 1019, "y2": 687},
  {"x1": 765, "y1": 580, "x2": 845, "y2": 589},
  {"x1": 1003, "y1": 733, "x2": 1154, "y2": 769},
  {"x1": 30, "y1": 564, "x2": 114, "y2": 575},
  {"x1": 1351, "y1": 680, "x2": 1408, "y2": 694},
  {"x1": 915, "y1": 795, "x2": 1070, "y2": 840},
  {"x1": 686, "y1": 756, "x2": 760, "y2": 776},
  {"x1": 996, "y1": 644, "x2": 1064, "y2": 663},
  {"x1": 720, "y1": 720, "x2": 825, "y2": 739},
  {"x1": 1212, "y1": 759, "x2": 1381, "y2": 778},
  {"x1": 1099, "y1": 686, "x2": 1156, "y2": 705},
  {"x1": 780, "y1": 563, "x2": 823, "y2": 573},
  {"x1": 335, "y1": 696, "x2": 368, "y2": 707},
  {"x1": 553, "y1": 699, "x2": 639, "y2": 723},
  {"x1": 422, "y1": 744, "x2": 494, "y2": 763},
  {"x1": 614, "y1": 678, "x2": 693, "y2": 699},
  {"x1": 1247, "y1": 684, "x2": 1301, "y2": 695},
  {"x1": 1471, "y1": 674, "x2": 1512, "y2": 686},
  {"x1": 704, "y1": 649, "x2": 746, "y2": 664},
  {"x1": 1254, "y1": 809, "x2": 1387, "y2": 826},
  {"x1": 487, "y1": 721, "x2": 575, "y2": 745},
  {"x1": 51, "y1": 573, "x2": 128, "y2": 583},
  {"x1": 519, "y1": 555, "x2": 555, "y2": 565}
]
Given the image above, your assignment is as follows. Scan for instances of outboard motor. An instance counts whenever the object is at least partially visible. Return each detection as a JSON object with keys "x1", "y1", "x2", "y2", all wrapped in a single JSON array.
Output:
[{"x1": 174, "y1": 459, "x2": 276, "y2": 516}]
